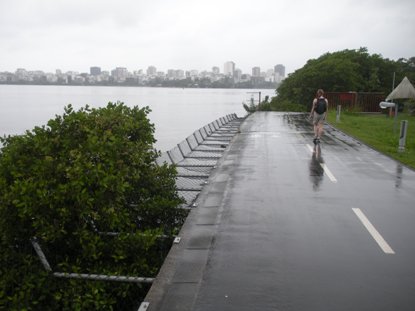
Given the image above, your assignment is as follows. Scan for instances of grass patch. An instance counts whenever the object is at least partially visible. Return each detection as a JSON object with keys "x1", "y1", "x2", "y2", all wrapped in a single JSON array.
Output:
[{"x1": 327, "y1": 110, "x2": 415, "y2": 170}]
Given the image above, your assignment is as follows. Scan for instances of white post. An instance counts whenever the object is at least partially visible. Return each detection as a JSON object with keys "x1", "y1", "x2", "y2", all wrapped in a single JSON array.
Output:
[
  {"x1": 336, "y1": 105, "x2": 341, "y2": 122},
  {"x1": 398, "y1": 120, "x2": 408, "y2": 152},
  {"x1": 394, "y1": 103, "x2": 399, "y2": 134}
]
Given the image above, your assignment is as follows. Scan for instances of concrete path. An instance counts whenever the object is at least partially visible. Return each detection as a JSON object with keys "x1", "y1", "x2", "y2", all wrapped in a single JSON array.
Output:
[{"x1": 144, "y1": 112, "x2": 415, "y2": 311}]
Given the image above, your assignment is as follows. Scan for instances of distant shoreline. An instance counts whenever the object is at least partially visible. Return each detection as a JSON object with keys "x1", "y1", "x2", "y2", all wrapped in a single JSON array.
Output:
[{"x1": 0, "y1": 82, "x2": 276, "y2": 90}]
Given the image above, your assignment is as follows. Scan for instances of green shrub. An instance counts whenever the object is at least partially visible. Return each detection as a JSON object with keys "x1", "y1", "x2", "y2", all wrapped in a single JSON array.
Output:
[
  {"x1": 270, "y1": 98, "x2": 308, "y2": 112},
  {"x1": 257, "y1": 102, "x2": 272, "y2": 111},
  {"x1": 406, "y1": 99, "x2": 415, "y2": 116},
  {"x1": 0, "y1": 102, "x2": 186, "y2": 310}
]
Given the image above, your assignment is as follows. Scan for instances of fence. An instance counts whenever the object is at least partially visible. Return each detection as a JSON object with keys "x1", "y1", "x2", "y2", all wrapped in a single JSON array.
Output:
[
  {"x1": 325, "y1": 92, "x2": 385, "y2": 112},
  {"x1": 156, "y1": 113, "x2": 244, "y2": 208}
]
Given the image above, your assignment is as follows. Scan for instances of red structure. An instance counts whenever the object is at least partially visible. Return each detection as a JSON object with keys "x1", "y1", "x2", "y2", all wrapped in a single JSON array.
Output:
[{"x1": 325, "y1": 92, "x2": 385, "y2": 113}]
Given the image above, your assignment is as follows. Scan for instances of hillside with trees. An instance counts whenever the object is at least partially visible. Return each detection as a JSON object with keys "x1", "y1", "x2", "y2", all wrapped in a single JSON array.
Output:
[{"x1": 268, "y1": 48, "x2": 415, "y2": 111}]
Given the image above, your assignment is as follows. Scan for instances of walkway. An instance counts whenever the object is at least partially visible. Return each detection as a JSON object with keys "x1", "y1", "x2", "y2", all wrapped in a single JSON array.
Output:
[{"x1": 144, "y1": 112, "x2": 415, "y2": 311}]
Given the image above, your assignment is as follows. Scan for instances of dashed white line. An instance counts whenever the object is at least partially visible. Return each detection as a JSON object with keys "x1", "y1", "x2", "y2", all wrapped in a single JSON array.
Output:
[
  {"x1": 306, "y1": 144, "x2": 337, "y2": 183},
  {"x1": 320, "y1": 163, "x2": 337, "y2": 183},
  {"x1": 352, "y1": 208, "x2": 395, "y2": 254}
]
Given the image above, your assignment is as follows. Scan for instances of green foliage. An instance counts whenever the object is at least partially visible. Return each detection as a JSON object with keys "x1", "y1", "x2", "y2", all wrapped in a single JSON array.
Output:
[
  {"x1": 258, "y1": 102, "x2": 272, "y2": 111},
  {"x1": 406, "y1": 99, "x2": 415, "y2": 116},
  {"x1": 243, "y1": 96, "x2": 306, "y2": 113},
  {"x1": 269, "y1": 98, "x2": 308, "y2": 112},
  {"x1": 0, "y1": 102, "x2": 186, "y2": 310},
  {"x1": 276, "y1": 48, "x2": 415, "y2": 107}
]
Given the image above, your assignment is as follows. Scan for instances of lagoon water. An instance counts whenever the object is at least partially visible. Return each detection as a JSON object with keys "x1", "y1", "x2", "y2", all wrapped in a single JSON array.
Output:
[{"x1": 0, "y1": 85, "x2": 275, "y2": 151}]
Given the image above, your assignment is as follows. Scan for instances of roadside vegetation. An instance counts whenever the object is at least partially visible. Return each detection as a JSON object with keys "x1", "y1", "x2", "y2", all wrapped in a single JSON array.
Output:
[
  {"x1": 244, "y1": 47, "x2": 414, "y2": 113},
  {"x1": 274, "y1": 47, "x2": 415, "y2": 108},
  {"x1": 0, "y1": 103, "x2": 187, "y2": 310},
  {"x1": 244, "y1": 96, "x2": 307, "y2": 113},
  {"x1": 327, "y1": 109, "x2": 415, "y2": 169}
]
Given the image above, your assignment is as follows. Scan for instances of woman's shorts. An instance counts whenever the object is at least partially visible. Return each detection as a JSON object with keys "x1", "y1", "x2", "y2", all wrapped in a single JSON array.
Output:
[{"x1": 313, "y1": 112, "x2": 325, "y2": 125}]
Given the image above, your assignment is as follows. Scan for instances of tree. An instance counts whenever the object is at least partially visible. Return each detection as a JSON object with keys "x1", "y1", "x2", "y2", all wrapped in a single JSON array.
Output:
[
  {"x1": 395, "y1": 57, "x2": 415, "y2": 84},
  {"x1": 274, "y1": 48, "x2": 413, "y2": 108},
  {"x1": 0, "y1": 102, "x2": 186, "y2": 310}
]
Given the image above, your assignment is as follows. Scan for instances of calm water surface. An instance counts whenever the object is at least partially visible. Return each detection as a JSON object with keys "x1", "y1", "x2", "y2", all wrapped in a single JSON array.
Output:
[{"x1": 0, "y1": 85, "x2": 275, "y2": 151}]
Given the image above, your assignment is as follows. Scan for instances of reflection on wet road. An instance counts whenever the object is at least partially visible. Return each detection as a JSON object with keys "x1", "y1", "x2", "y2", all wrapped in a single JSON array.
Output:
[
  {"x1": 146, "y1": 112, "x2": 415, "y2": 311},
  {"x1": 308, "y1": 143, "x2": 324, "y2": 191},
  {"x1": 193, "y1": 112, "x2": 415, "y2": 311}
]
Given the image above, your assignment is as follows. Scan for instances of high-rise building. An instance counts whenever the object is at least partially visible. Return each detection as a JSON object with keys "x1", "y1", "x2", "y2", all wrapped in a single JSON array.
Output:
[
  {"x1": 189, "y1": 70, "x2": 199, "y2": 78},
  {"x1": 212, "y1": 66, "x2": 220, "y2": 75},
  {"x1": 166, "y1": 69, "x2": 185, "y2": 79},
  {"x1": 90, "y1": 66, "x2": 101, "y2": 76},
  {"x1": 274, "y1": 64, "x2": 285, "y2": 83},
  {"x1": 266, "y1": 68, "x2": 275, "y2": 82},
  {"x1": 252, "y1": 67, "x2": 261, "y2": 77},
  {"x1": 175, "y1": 69, "x2": 185, "y2": 79},
  {"x1": 111, "y1": 67, "x2": 128, "y2": 82},
  {"x1": 274, "y1": 64, "x2": 285, "y2": 76},
  {"x1": 234, "y1": 69, "x2": 242, "y2": 82},
  {"x1": 147, "y1": 66, "x2": 157, "y2": 76},
  {"x1": 167, "y1": 69, "x2": 176, "y2": 79},
  {"x1": 224, "y1": 61, "x2": 235, "y2": 77}
]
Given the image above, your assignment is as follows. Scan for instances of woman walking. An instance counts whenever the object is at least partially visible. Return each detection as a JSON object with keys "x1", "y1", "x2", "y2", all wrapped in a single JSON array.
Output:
[{"x1": 309, "y1": 89, "x2": 328, "y2": 144}]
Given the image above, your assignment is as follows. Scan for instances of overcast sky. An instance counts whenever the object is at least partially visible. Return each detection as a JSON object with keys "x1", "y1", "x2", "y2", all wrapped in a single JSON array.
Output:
[{"x1": 1, "y1": 0, "x2": 414, "y2": 75}]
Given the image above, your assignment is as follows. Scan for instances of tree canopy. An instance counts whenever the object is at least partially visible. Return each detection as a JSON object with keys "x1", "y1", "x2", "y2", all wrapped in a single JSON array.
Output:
[
  {"x1": 273, "y1": 48, "x2": 415, "y2": 108},
  {"x1": 0, "y1": 102, "x2": 186, "y2": 310}
]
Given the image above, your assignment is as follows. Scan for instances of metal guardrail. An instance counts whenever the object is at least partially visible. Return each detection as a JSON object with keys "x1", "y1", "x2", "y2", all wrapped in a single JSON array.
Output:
[
  {"x1": 156, "y1": 113, "x2": 244, "y2": 208},
  {"x1": 31, "y1": 237, "x2": 155, "y2": 284},
  {"x1": 137, "y1": 113, "x2": 244, "y2": 310}
]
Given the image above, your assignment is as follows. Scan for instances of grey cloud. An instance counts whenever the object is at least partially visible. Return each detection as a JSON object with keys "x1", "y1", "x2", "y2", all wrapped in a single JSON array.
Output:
[{"x1": 1, "y1": 0, "x2": 414, "y2": 73}]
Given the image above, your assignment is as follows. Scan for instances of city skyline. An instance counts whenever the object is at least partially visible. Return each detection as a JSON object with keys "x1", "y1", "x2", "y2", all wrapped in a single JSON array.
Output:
[
  {"x1": 1, "y1": 62, "x2": 284, "y2": 87},
  {"x1": 1, "y1": 62, "x2": 285, "y2": 78}
]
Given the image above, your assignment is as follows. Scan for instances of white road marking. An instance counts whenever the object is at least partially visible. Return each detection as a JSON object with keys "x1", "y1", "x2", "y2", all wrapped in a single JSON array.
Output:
[
  {"x1": 352, "y1": 208, "x2": 395, "y2": 254},
  {"x1": 320, "y1": 163, "x2": 338, "y2": 183},
  {"x1": 306, "y1": 144, "x2": 337, "y2": 183}
]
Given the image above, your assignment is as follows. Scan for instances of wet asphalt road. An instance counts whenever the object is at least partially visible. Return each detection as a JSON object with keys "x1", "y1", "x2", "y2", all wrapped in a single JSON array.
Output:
[{"x1": 191, "y1": 112, "x2": 415, "y2": 311}]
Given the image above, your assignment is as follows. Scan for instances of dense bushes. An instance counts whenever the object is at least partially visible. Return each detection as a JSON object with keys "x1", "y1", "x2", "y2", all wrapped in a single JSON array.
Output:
[
  {"x1": 243, "y1": 98, "x2": 307, "y2": 113},
  {"x1": 246, "y1": 48, "x2": 414, "y2": 113},
  {"x1": 276, "y1": 48, "x2": 415, "y2": 107},
  {"x1": 0, "y1": 102, "x2": 186, "y2": 310},
  {"x1": 268, "y1": 99, "x2": 307, "y2": 112}
]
